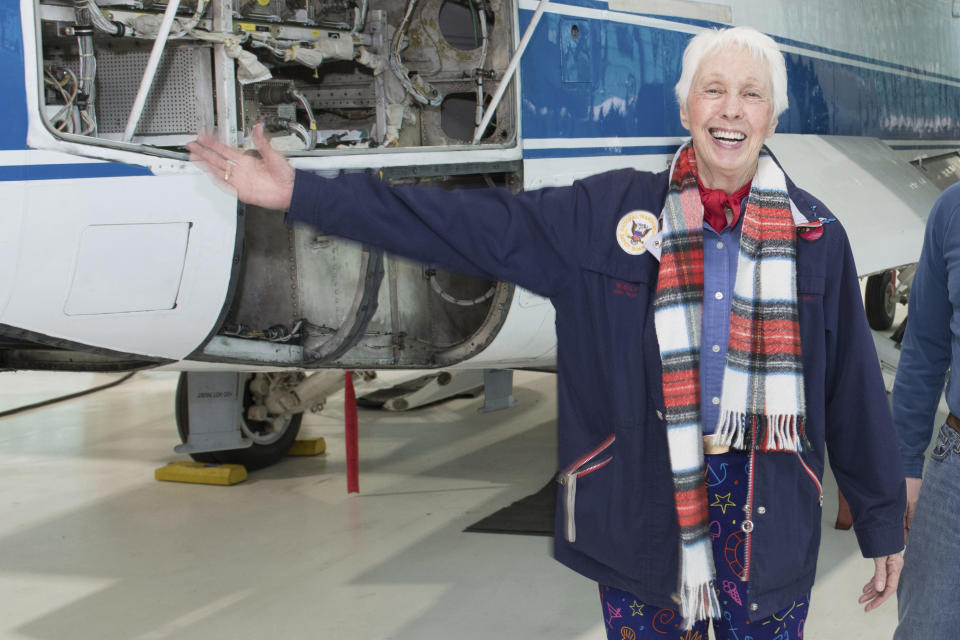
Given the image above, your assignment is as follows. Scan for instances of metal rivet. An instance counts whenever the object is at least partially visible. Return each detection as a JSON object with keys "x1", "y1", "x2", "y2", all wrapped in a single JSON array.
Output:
[
  {"x1": 656, "y1": 410, "x2": 664, "y2": 420},
  {"x1": 750, "y1": 603, "x2": 759, "y2": 612},
  {"x1": 757, "y1": 506, "x2": 766, "y2": 515},
  {"x1": 741, "y1": 519, "x2": 754, "y2": 533}
]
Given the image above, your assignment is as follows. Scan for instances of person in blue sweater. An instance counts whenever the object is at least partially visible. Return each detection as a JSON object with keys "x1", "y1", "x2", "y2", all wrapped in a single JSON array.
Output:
[
  {"x1": 892, "y1": 183, "x2": 960, "y2": 640},
  {"x1": 190, "y1": 26, "x2": 905, "y2": 640}
]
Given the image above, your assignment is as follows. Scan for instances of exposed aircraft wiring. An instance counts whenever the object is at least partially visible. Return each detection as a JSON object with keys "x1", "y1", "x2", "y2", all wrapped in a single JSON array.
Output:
[
  {"x1": 290, "y1": 88, "x2": 318, "y2": 147},
  {"x1": 350, "y1": 0, "x2": 369, "y2": 34},
  {"x1": 72, "y1": 14, "x2": 98, "y2": 136},
  {"x1": 389, "y1": 0, "x2": 442, "y2": 107},
  {"x1": 74, "y1": 0, "x2": 126, "y2": 37},
  {"x1": 0, "y1": 372, "x2": 136, "y2": 420},
  {"x1": 472, "y1": 0, "x2": 489, "y2": 132},
  {"x1": 258, "y1": 84, "x2": 319, "y2": 149},
  {"x1": 172, "y1": 0, "x2": 211, "y2": 37},
  {"x1": 223, "y1": 320, "x2": 304, "y2": 342},
  {"x1": 44, "y1": 67, "x2": 80, "y2": 133}
]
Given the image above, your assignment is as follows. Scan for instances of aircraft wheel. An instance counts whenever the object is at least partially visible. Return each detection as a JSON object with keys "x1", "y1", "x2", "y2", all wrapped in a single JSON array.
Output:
[
  {"x1": 174, "y1": 373, "x2": 303, "y2": 470},
  {"x1": 865, "y1": 270, "x2": 896, "y2": 331}
]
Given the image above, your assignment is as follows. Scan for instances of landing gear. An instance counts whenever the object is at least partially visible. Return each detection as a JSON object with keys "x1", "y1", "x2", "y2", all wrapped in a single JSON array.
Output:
[
  {"x1": 174, "y1": 372, "x2": 302, "y2": 471},
  {"x1": 865, "y1": 270, "x2": 897, "y2": 331}
]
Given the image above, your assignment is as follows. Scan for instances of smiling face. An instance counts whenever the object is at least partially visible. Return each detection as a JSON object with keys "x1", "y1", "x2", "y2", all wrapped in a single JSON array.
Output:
[{"x1": 680, "y1": 46, "x2": 777, "y2": 193}]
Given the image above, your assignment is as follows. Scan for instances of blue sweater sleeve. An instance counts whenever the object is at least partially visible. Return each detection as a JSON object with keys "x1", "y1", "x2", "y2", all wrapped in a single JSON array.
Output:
[
  {"x1": 284, "y1": 169, "x2": 618, "y2": 298},
  {"x1": 892, "y1": 186, "x2": 960, "y2": 478}
]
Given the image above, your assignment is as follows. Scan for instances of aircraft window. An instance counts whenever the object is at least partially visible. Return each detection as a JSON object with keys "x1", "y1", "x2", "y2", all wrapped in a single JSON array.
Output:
[
  {"x1": 441, "y1": 92, "x2": 497, "y2": 142},
  {"x1": 438, "y1": 0, "x2": 496, "y2": 52},
  {"x1": 35, "y1": 0, "x2": 516, "y2": 154}
]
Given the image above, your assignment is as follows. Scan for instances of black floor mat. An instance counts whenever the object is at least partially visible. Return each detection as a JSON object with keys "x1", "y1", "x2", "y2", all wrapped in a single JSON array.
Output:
[{"x1": 464, "y1": 480, "x2": 556, "y2": 536}]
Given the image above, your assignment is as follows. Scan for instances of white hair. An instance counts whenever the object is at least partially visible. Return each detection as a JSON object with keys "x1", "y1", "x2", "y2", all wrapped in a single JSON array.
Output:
[{"x1": 674, "y1": 26, "x2": 789, "y2": 119}]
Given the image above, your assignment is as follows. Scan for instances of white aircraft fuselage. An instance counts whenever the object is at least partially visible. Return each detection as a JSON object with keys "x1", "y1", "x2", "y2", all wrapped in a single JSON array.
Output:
[{"x1": 1, "y1": 0, "x2": 957, "y2": 375}]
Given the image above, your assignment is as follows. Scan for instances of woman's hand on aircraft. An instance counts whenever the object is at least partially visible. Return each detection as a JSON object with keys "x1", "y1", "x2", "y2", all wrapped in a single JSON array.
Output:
[{"x1": 188, "y1": 122, "x2": 296, "y2": 211}]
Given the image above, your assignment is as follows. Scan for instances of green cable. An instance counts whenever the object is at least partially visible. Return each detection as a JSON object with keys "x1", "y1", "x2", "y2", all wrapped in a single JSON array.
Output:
[{"x1": 467, "y1": 0, "x2": 479, "y2": 48}]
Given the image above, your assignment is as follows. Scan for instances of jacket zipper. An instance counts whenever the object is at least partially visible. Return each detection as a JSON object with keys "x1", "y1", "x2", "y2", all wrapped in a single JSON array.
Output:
[
  {"x1": 742, "y1": 445, "x2": 756, "y2": 582},
  {"x1": 557, "y1": 434, "x2": 615, "y2": 543},
  {"x1": 796, "y1": 451, "x2": 824, "y2": 506}
]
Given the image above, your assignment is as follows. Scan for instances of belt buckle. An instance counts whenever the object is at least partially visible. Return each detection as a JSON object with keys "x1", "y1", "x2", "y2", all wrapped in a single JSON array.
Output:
[{"x1": 703, "y1": 435, "x2": 730, "y2": 455}]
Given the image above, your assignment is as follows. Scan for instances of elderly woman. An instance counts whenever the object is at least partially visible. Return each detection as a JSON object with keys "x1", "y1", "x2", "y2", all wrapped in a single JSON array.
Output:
[{"x1": 190, "y1": 26, "x2": 905, "y2": 639}]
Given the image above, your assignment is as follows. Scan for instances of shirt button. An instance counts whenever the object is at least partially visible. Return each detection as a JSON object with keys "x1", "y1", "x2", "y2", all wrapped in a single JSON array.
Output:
[
  {"x1": 712, "y1": 344, "x2": 720, "y2": 353},
  {"x1": 714, "y1": 291, "x2": 723, "y2": 300},
  {"x1": 750, "y1": 603, "x2": 759, "y2": 612},
  {"x1": 716, "y1": 241, "x2": 724, "y2": 249},
  {"x1": 757, "y1": 506, "x2": 766, "y2": 515},
  {"x1": 711, "y1": 396, "x2": 720, "y2": 405}
]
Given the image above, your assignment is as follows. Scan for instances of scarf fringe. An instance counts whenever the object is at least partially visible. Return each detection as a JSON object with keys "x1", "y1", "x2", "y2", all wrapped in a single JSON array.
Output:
[
  {"x1": 714, "y1": 411, "x2": 806, "y2": 452},
  {"x1": 679, "y1": 579, "x2": 722, "y2": 630}
]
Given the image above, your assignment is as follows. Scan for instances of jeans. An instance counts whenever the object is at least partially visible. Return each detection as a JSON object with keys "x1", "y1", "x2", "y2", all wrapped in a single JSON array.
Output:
[{"x1": 894, "y1": 423, "x2": 960, "y2": 640}]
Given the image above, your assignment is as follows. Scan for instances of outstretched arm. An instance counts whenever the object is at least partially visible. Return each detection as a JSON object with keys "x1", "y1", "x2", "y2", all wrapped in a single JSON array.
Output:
[{"x1": 186, "y1": 124, "x2": 635, "y2": 298}]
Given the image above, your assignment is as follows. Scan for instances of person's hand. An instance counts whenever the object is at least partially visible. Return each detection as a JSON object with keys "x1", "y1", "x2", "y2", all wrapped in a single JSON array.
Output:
[
  {"x1": 858, "y1": 554, "x2": 903, "y2": 612},
  {"x1": 187, "y1": 122, "x2": 295, "y2": 211},
  {"x1": 904, "y1": 476, "x2": 922, "y2": 542}
]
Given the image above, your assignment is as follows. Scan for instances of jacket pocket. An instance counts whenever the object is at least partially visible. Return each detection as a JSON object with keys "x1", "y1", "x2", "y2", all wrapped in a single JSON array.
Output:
[
  {"x1": 795, "y1": 451, "x2": 823, "y2": 507},
  {"x1": 557, "y1": 434, "x2": 615, "y2": 543}
]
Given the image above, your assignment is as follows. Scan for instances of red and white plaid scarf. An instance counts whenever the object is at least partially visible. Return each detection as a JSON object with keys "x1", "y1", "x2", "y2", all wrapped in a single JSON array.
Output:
[{"x1": 653, "y1": 144, "x2": 806, "y2": 628}]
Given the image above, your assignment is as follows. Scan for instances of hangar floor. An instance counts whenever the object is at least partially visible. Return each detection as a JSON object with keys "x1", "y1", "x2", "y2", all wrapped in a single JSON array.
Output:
[{"x1": 0, "y1": 357, "x2": 916, "y2": 639}]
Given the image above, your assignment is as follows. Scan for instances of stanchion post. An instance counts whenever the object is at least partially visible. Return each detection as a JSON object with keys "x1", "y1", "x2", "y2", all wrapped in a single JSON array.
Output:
[{"x1": 344, "y1": 370, "x2": 360, "y2": 494}]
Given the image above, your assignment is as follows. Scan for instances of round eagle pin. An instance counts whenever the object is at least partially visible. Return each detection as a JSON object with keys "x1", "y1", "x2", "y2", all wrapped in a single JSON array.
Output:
[{"x1": 616, "y1": 210, "x2": 659, "y2": 255}]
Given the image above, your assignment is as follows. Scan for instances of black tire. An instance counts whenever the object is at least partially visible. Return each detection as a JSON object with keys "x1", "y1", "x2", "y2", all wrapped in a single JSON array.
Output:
[
  {"x1": 174, "y1": 373, "x2": 303, "y2": 471},
  {"x1": 865, "y1": 271, "x2": 897, "y2": 331}
]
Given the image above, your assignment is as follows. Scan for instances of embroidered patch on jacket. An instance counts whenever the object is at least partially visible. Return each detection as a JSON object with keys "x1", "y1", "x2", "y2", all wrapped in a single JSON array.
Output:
[
  {"x1": 797, "y1": 216, "x2": 836, "y2": 242},
  {"x1": 616, "y1": 210, "x2": 658, "y2": 255}
]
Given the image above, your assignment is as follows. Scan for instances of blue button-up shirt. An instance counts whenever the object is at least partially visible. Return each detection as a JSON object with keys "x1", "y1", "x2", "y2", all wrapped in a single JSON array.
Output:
[
  {"x1": 700, "y1": 211, "x2": 743, "y2": 435},
  {"x1": 893, "y1": 183, "x2": 960, "y2": 477}
]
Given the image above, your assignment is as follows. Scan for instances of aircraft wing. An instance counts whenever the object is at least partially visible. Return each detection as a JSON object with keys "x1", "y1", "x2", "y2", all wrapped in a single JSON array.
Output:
[{"x1": 767, "y1": 135, "x2": 941, "y2": 277}]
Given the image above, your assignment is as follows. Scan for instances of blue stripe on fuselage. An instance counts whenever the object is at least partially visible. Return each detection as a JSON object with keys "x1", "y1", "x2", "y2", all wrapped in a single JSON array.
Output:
[
  {"x1": 0, "y1": 163, "x2": 153, "y2": 181},
  {"x1": 519, "y1": 8, "x2": 960, "y2": 143},
  {"x1": 1, "y1": 3, "x2": 29, "y2": 151},
  {"x1": 523, "y1": 145, "x2": 678, "y2": 158}
]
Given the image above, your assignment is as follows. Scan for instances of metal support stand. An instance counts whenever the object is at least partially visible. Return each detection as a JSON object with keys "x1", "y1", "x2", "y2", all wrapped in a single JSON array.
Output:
[
  {"x1": 344, "y1": 371, "x2": 360, "y2": 494},
  {"x1": 174, "y1": 372, "x2": 251, "y2": 454},
  {"x1": 478, "y1": 369, "x2": 518, "y2": 413},
  {"x1": 379, "y1": 370, "x2": 484, "y2": 411}
]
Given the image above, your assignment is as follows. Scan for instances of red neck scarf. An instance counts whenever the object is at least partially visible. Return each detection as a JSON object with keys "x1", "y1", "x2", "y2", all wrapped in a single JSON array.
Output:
[{"x1": 697, "y1": 180, "x2": 751, "y2": 231}]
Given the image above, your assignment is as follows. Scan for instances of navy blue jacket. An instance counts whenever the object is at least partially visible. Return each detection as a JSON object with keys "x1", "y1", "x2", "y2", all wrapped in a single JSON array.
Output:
[{"x1": 286, "y1": 162, "x2": 906, "y2": 620}]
